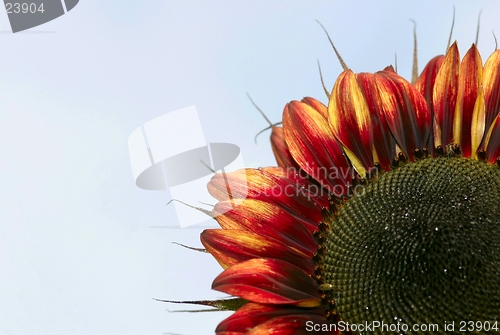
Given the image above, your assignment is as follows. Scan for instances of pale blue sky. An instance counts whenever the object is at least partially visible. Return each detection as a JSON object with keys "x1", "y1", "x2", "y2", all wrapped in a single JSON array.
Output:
[{"x1": 1, "y1": 1, "x2": 499, "y2": 335}]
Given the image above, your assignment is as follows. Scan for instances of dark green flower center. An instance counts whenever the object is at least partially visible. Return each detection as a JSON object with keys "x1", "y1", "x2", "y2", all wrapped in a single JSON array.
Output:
[{"x1": 322, "y1": 157, "x2": 500, "y2": 334}]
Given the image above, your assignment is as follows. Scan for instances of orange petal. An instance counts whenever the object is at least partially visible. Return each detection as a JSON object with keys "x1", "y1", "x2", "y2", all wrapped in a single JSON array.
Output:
[
  {"x1": 483, "y1": 50, "x2": 500, "y2": 132},
  {"x1": 213, "y1": 199, "x2": 317, "y2": 257},
  {"x1": 329, "y1": 70, "x2": 374, "y2": 177},
  {"x1": 302, "y1": 96, "x2": 329, "y2": 119},
  {"x1": 212, "y1": 258, "x2": 321, "y2": 307},
  {"x1": 433, "y1": 42, "x2": 460, "y2": 148},
  {"x1": 453, "y1": 44, "x2": 483, "y2": 157},
  {"x1": 208, "y1": 169, "x2": 248, "y2": 201},
  {"x1": 201, "y1": 229, "x2": 315, "y2": 273},
  {"x1": 270, "y1": 127, "x2": 299, "y2": 169},
  {"x1": 283, "y1": 100, "x2": 353, "y2": 195},
  {"x1": 375, "y1": 70, "x2": 432, "y2": 160}
]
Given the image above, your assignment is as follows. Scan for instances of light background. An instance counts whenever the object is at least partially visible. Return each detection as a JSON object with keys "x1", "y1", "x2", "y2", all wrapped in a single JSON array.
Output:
[{"x1": 1, "y1": 1, "x2": 499, "y2": 334}]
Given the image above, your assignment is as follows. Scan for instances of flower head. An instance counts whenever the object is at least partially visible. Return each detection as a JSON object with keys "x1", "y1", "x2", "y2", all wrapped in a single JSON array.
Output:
[{"x1": 198, "y1": 42, "x2": 500, "y2": 334}]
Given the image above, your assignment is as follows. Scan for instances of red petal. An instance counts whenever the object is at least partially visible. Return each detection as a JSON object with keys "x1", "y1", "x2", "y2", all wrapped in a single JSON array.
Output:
[
  {"x1": 283, "y1": 100, "x2": 353, "y2": 195},
  {"x1": 261, "y1": 167, "x2": 330, "y2": 209},
  {"x1": 415, "y1": 55, "x2": 445, "y2": 114},
  {"x1": 213, "y1": 199, "x2": 317, "y2": 257},
  {"x1": 383, "y1": 65, "x2": 396, "y2": 73},
  {"x1": 216, "y1": 303, "x2": 332, "y2": 334},
  {"x1": 454, "y1": 44, "x2": 483, "y2": 157},
  {"x1": 483, "y1": 50, "x2": 500, "y2": 133},
  {"x1": 356, "y1": 72, "x2": 395, "y2": 170},
  {"x1": 208, "y1": 169, "x2": 323, "y2": 233},
  {"x1": 247, "y1": 314, "x2": 337, "y2": 335},
  {"x1": 217, "y1": 303, "x2": 287, "y2": 334},
  {"x1": 329, "y1": 70, "x2": 374, "y2": 177},
  {"x1": 212, "y1": 259, "x2": 321, "y2": 307},
  {"x1": 375, "y1": 70, "x2": 432, "y2": 160},
  {"x1": 415, "y1": 55, "x2": 445, "y2": 153},
  {"x1": 485, "y1": 113, "x2": 500, "y2": 163},
  {"x1": 201, "y1": 229, "x2": 315, "y2": 273},
  {"x1": 271, "y1": 127, "x2": 299, "y2": 169},
  {"x1": 433, "y1": 42, "x2": 460, "y2": 148}
]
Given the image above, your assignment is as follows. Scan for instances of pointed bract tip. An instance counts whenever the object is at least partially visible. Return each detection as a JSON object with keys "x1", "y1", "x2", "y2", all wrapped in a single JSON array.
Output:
[
  {"x1": 446, "y1": 6, "x2": 456, "y2": 52},
  {"x1": 315, "y1": 20, "x2": 348, "y2": 71},
  {"x1": 410, "y1": 19, "x2": 418, "y2": 85},
  {"x1": 155, "y1": 298, "x2": 247, "y2": 312}
]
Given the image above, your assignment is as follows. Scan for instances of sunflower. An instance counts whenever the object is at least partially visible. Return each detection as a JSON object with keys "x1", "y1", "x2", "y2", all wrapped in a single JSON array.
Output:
[{"x1": 198, "y1": 41, "x2": 500, "y2": 334}]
